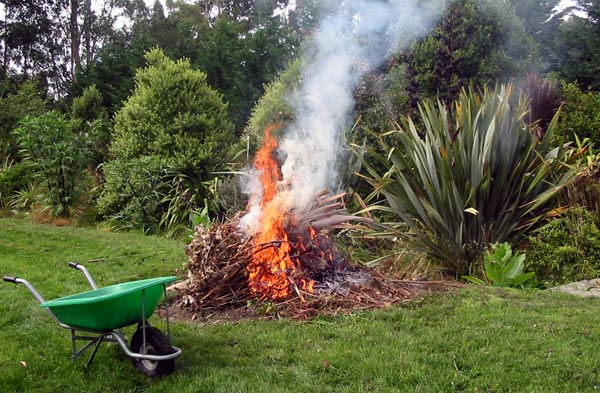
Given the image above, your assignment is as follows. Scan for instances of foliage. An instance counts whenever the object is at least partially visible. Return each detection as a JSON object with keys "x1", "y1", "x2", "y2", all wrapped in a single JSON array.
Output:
[
  {"x1": 399, "y1": 0, "x2": 541, "y2": 110},
  {"x1": 357, "y1": 84, "x2": 580, "y2": 276},
  {"x1": 521, "y1": 73, "x2": 562, "y2": 139},
  {"x1": 99, "y1": 157, "x2": 221, "y2": 236},
  {"x1": 71, "y1": 29, "x2": 151, "y2": 115},
  {"x1": 70, "y1": 84, "x2": 107, "y2": 123},
  {"x1": 70, "y1": 85, "x2": 111, "y2": 166},
  {"x1": 73, "y1": 1, "x2": 298, "y2": 132},
  {"x1": 13, "y1": 111, "x2": 91, "y2": 218},
  {"x1": 526, "y1": 207, "x2": 600, "y2": 285},
  {"x1": 464, "y1": 242, "x2": 535, "y2": 288},
  {"x1": 1, "y1": 0, "x2": 125, "y2": 99},
  {"x1": 110, "y1": 48, "x2": 234, "y2": 168},
  {"x1": 0, "y1": 161, "x2": 34, "y2": 208},
  {"x1": 0, "y1": 0, "x2": 62, "y2": 92},
  {"x1": 196, "y1": 13, "x2": 298, "y2": 133},
  {"x1": 8, "y1": 182, "x2": 42, "y2": 212},
  {"x1": 98, "y1": 157, "x2": 184, "y2": 233},
  {"x1": 0, "y1": 80, "x2": 46, "y2": 161},
  {"x1": 559, "y1": 135, "x2": 600, "y2": 216},
  {"x1": 554, "y1": 0, "x2": 600, "y2": 91},
  {"x1": 508, "y1": 0, "x2": 561, "y2": 40},
  {"x1": 244, "y1": 58, "x2": 302, "y2": 144},
  {"x1": 558, "y1": 82, "x2": 600, "y2": 144}
]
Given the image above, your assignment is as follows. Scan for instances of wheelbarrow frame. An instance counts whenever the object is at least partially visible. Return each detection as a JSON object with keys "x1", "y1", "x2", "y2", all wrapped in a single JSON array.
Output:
[{"x1": 3, "y1": 262, "x2": 182, "y2": 377}]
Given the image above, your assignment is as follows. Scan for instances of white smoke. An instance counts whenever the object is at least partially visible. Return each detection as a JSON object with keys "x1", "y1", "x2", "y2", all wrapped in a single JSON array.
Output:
[{"x1": 241, "y1": 0, "x2": 446, "y2": 234}]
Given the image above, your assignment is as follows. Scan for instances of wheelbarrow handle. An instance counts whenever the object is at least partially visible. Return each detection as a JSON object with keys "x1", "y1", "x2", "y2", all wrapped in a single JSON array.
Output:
[
  {"x1": 67, "y1": 262, "x2": 98, "y2": 290},
  {"x1": 3, "y1": 276, "x2": 18, "y2": 283}
]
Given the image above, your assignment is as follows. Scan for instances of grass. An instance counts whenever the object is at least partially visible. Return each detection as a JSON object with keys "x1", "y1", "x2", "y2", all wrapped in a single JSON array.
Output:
[{"x1": 1, "y1": 217, "x2": 600, "y2": 392}]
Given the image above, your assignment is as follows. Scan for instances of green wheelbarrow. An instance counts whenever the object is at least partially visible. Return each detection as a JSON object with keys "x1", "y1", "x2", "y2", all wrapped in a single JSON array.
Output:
[{"x1": 3, "y1": 262, "x2": 182, "y2": 377}]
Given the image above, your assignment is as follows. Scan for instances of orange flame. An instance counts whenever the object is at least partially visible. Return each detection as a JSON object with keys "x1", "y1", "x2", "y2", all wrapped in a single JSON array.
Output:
[{"x1": 247, "y1": 125, "x2": 314, "y2": 299}]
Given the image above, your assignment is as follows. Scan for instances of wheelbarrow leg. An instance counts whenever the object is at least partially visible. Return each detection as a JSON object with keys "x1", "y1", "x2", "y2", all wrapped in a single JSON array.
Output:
[
  {"x1": 85, "y1": 335, "x2": 105, "y2": 368},
  {"x1": 69, "y1": 329, "x2": 110, "y2": 367}
]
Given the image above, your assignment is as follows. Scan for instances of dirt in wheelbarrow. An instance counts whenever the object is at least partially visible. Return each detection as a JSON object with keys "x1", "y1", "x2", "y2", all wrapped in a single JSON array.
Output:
[{"x1": 160, "y1": 221, "x2": 460, "y2": 325}]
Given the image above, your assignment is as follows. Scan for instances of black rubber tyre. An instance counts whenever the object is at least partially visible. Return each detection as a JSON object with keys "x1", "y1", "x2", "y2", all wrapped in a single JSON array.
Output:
[{"x1": 130, "y1": 326, "x2": 175, "y2": 377}]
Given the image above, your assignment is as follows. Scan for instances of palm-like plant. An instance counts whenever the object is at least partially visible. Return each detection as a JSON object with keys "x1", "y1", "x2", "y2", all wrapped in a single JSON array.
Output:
[{"x1": 356, "y1": 84, "x2": 581, "y2": 275}]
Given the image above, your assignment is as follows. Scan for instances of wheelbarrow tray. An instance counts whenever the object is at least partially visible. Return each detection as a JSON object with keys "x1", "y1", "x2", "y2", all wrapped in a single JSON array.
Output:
[{"x1": 40, "y1": 276, "x2": 176, "y2": 331}]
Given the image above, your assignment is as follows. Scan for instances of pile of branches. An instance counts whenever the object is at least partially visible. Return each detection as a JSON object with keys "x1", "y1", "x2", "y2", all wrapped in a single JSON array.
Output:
[
  {"x1": 176, "y1": 219, "x2": 253, "y2": 310},
  {"x1": 173, "y1": 217, "x2": 457, "y2": 320}
]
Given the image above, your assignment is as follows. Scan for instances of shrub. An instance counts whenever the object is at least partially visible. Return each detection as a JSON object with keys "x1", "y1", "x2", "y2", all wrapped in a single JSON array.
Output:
[
  {"x1": 13, "y1": 111, "x2": 91, "y2": 218},
  {"x1": 357, "y1": 84, "x2": 580, "y2": 276},
  {"x1": 558, "y1": 82, "x2": 600, "y2": 145},
  {"x1": 464, "y1": 242, "x2": 535, "y2": 288},
  {"x1": 98, "y1": 157, "x2": 176, "y2": 233},
  {"x1": 0, "y1": 161, "x2": 33, "y2": 208},
  {"x1": 526, "y1": 207, "x2": 600, "y2": 285},
  {"x1": 70, "y1": 85, "x2": 111, "y2": 167},
  {"x1": 244, "y1": 58, "x2": 302, "y2": 147},
  {"x1": 0, "y1": 80, "x2": 46, "y2": 161},
  {"x1": 98, "y1": 157, "x2": 222, "y2": 234},
  {"x1": 521, "y1": 73, "x2": 562, "y2": 139}
]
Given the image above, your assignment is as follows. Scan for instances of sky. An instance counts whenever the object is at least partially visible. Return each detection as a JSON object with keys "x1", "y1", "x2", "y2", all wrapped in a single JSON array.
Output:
[{"x1": 0, "y1": 0, "x2": 584, "y2": 25}]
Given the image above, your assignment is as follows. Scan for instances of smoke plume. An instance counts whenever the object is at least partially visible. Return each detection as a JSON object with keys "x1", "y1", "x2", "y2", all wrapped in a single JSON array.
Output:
[{"x1": 241, "y1": 0, "x2": 446, "y2": 234}]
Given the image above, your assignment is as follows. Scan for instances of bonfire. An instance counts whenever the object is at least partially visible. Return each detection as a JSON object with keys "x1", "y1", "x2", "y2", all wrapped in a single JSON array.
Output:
[{"x1": 173, "y1": 125, "x2": 452, "y2": 319}]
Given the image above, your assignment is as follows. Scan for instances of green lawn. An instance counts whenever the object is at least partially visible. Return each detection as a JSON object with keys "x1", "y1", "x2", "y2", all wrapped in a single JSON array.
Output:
[{"x1": 1, "y1": 218, "x2": 599, "y2": 392}]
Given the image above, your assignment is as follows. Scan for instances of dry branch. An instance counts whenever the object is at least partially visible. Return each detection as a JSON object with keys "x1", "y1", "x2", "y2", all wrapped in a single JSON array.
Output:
[{"x1": 172, "y1": 192, "x2": 453, "y2": 320}]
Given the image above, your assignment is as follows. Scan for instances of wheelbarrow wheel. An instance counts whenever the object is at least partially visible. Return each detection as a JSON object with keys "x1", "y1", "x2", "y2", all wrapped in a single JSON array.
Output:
[{"x1": 130, "y1": 326, "x2": 175, "y2": 377}]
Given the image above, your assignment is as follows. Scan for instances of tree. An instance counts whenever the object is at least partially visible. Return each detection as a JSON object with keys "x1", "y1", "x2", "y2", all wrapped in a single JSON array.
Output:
[
  {"x1": 1, "y1": 0, "x2": 60, "y2": 84},
  {"x1": 245, "y1": 57, "x2": 302, "y2": 141},
  {"x1": 554, "y1": 0, "x2": 600, "y2": 90},
  {"x1": 1, "y1": 0, "x2": 139, "y2": 100},
  {"x1": 195, "y1": 5, "x2": 298, "y2": 133},
  {"x1": 111, "y1": 48, "x2": 234, "y2": 169},
  {"x1": 508, "y1": 0, "x2": 562, "y2": 63},
  {"x1": 0, "y1": 80, "x2": 46, "y2": 161},
  {"x1": 401, "y1": 0, "x2": 541, "y2": 108},
  {"x1": 98, "y1": 48, "x2": 235, "y2": 232}
]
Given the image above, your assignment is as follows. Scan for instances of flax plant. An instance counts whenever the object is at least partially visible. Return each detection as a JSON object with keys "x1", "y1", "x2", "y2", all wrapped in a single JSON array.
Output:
[{"x1": 357, "y1": 84, "x2": 581, "y2": 275}]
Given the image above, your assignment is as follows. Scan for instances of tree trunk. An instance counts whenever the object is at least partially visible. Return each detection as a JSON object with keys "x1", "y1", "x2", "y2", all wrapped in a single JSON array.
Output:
[
  {"x1": 70, "y1": 0, "x2": 81, "y2": 83},
  {"x1": 83, "y1": 0, "x2": 91, "y2": 68}
]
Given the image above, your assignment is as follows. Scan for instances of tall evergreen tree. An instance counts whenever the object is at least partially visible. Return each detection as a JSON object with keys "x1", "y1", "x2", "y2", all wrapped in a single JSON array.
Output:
[{"x1": 555, "y1": 0, "x2": 600, "y2": 90}]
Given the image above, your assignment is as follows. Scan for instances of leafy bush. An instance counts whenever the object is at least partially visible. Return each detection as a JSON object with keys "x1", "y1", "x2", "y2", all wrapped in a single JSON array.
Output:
[
  {"x1": 464, "y1": 242, "x2": 535, "y2": 288},
  {"x1": 0, "y1": 80, "x2": 46, "y2": 161},
  {"x1": 358, "y1": 84, "x2": 580, "y2": 276},
  {"x1": 244, "y1": 58, "x2": 302, "y2": 147},
  {"x1": 521, "y1": 73, "x2": 562, "y2": 139},
  {"x1": 13, "y1": 111, "x2": 91, "y2": 218},
  {"x1": 558, "y1": 82, "x2": 600, "y2": 145},
  {"x1": 98, "y1": 157, "x2": 176, "y2": 233},
  {"x1": 560, "y1": 136, "x2": 600, "y2": 215},
  {"x1": 0, "y1": 161, "x2": 33, "y2": 208},
  {"x1": 70, "y1": 85, "x2": 111, "y2": 166},
  {"x1": 526, "y1": 207, "x2": 600, "y2": 285},
  {"x1": 98, "y1": 157, "x2": 222, "y2": 235}
]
